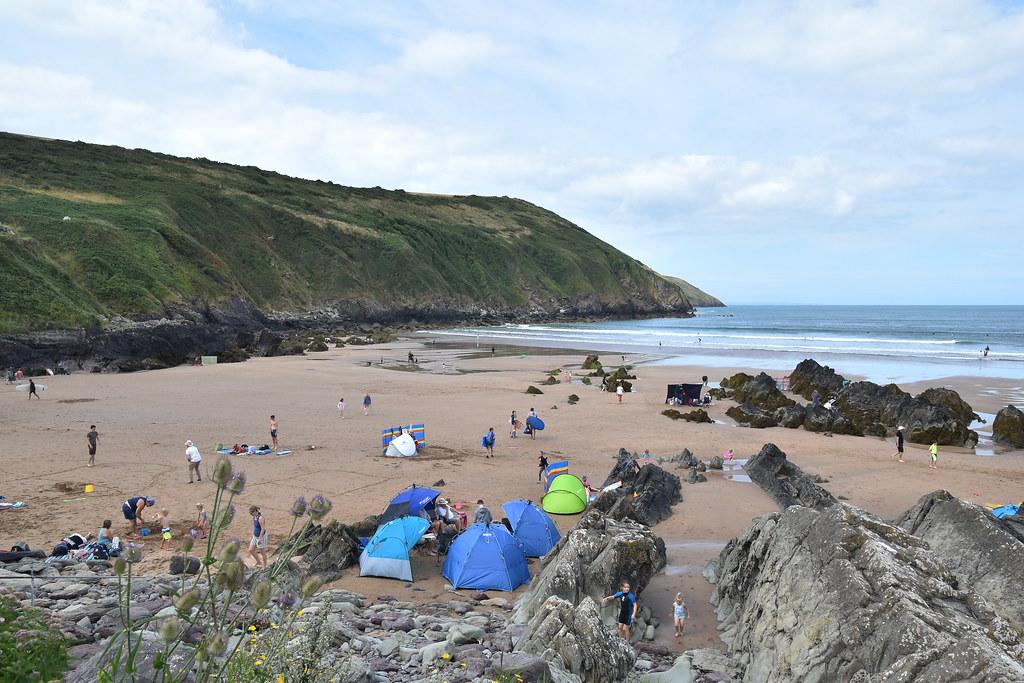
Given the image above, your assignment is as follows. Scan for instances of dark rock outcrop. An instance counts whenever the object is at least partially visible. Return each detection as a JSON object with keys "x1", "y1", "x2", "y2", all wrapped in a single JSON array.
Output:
[
  {"x1": 603, "y1": 366, "x2": 635, "y2": 393},
  {"x1": 834, "y1": 381, "x2": 976, "y2": 445},
  {"x1": 709, "y1": 503, "x2": 1024, "y2": 682},
  {"x1": 595, "y1": 454, "x2": 682, "y2": 526},
  {"x1": 917, "y1": 387, "x2": 980, "y2": 425},
  {"x1": 897, "y1": 490, "x2": 1024, "y2": 632},
  {"x1": 517, "y1": 596, "x2": 635, "y2": 683},
  {"x1": 993, "y1": 405, "x2": 1024, "y2": 448},
  {"x1": 661, "y1": 408, "x2": 712, "y2": 423},
  {"x1": 788, "y1": 358, "x2": 846, "y2": 400},
  {"x1": 743, "y1": 443, "x2": 835, "y2": 511},
  {"x1": 725, "y1": 404, "x2": 777, "y2": 429},
  {"x1": 512, "y1": 511, "x2": 666, "y2": 626},
  {"x1": 773, "y1": 405, "x2": 806, "y2": 429},
  {"x1": 277, "y1": 519, "x2": 361, "y2": 583},
  {"x1": 720, "y1": 372, "x2": 794, "y2": 411}
]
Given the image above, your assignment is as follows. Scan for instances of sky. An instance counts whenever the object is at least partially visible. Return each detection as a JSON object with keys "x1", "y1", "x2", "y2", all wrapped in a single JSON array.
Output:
[{"x1": 2, "y1": 1, "x2": 1023, "y2": 305}]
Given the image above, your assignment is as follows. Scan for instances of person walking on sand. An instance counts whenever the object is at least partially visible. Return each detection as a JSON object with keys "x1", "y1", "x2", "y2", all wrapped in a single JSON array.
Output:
[
  {"x1": 185, "y1": 440, "x2": 202, "y2": 483},
  {"x1": 929, "y1": 441, "x2": 939, "y2": 469},
  {"x1": 509, "y1": 410, "x2": 518, "y2": 439},
  {"x1": 28, "y1": 378, "x2": 40, "y2": 400},
  {"x1": 482, "y1": 427, "x2": 496, "y2": 458},
  {"x1": 602, "y1": 581, "x2": 638, "y2": 640},
  {"x1": 249, "y1": 505, "x2": 269, "y2": 570},
  {"x1": 616, "y1": 382, "x2": 624, "y2": 404},
  {"x1": 673, "y1": 593, "x2": 690, "y2": 639},
  {"x1": 270, "y1": 415, "x2": 279, "y2": 450},
  {"x1": 122, "y1": 495, "x2": 155, "y2": 538},
  {"x1": 893, "y1": 426, "x2": 905, "y2": 463},
  {"x1": 86, "y1": 425, "x2": 99, "y2": 467},
  {"x1": 538, "y1": 452, "x2": 549, "y2": 482},
  {"x1": 337, "y1": 397, "x2": 346, "y2": 419},
  {"x1": 363, "y1": 393, "x2": 372, "y2": 416}
]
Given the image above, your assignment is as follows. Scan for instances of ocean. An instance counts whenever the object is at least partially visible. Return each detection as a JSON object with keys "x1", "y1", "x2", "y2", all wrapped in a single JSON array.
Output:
[{"x1": 432, "y1": 305, "x2": 1024, "y2": 384}]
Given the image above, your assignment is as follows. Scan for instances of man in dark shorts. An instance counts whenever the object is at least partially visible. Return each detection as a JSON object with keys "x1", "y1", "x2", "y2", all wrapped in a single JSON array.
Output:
[
  {"x1": 122, "y1": 495, "x2": 155, "y2": 537},
  {"x1": 87, "y1": 425, "x2": 99, "y2": 467},
  {"x1": 602, "y1": 581, "x2": 638, "y2": 639},
  {"x1": 28, "y1": 378, "x2": 40, "y2": 400},
  {"x1": 893, "y1": 426, "x2": 905, "y2": 463},
  {"x1": 270, "y1": 415, "x2": 279, "y2": 450}
]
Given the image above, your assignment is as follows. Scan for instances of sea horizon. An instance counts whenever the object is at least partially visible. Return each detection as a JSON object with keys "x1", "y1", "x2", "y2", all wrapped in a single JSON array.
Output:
[{"x1": 428, "y1": 304, "x2": 1024, "y2": 385}]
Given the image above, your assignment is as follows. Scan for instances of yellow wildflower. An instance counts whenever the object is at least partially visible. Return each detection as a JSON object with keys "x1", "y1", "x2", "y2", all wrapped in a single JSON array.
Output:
[
  {"x1": 441, "y1": 652, "x2": 451, "y2": 660},
  {"x1": 248, "y1": 625, "x2": 256, "y2": 632},
  {"x1": 271, "y1": 622, "x2": 279, "y2": 630},
  {"x1": 276, "y1": 676, "x2": 285, "y2": 683}
]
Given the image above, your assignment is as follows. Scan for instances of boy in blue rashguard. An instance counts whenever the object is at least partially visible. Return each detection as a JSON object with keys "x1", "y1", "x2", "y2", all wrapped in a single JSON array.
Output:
[{"x1": 602, "y1": 581, "x2": 637, "y2": 640}]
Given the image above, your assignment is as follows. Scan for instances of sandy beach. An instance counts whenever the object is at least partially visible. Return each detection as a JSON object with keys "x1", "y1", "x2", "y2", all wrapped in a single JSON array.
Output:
[{"x1": 3, "y1": 339, "x2": 1023, "y2": 654}]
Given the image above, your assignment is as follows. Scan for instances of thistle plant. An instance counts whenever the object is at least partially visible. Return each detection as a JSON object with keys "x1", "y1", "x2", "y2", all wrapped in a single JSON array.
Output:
[{"x1": 98, "y1": 457, "x2": 334, "y2": 682}]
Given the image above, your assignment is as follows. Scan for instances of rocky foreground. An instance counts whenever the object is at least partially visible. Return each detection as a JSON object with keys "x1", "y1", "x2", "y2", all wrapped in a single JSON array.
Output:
[{"x1": 6, "y1": 445, "x2": 1024, "y2": 682}]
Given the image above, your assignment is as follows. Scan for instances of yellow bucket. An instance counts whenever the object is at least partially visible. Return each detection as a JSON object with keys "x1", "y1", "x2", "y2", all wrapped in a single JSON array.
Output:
[{"x1": 84, "y1": 484, "x2": 94, "y2": 494}]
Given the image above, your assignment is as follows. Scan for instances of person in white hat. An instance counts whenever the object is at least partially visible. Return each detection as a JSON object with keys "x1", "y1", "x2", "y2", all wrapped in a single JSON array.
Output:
[
  {"x1": 893, "y1": 426, "x2": 905, "y2": 463},
  {"x1": 185, "y1": 440, "x2": 203, "y2": 483}
]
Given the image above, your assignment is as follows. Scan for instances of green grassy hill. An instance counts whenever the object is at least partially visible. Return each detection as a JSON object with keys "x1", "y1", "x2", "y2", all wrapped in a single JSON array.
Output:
[
  {"x1": 663, "y1": 276, "x2": 724, "y2": 307},
  {"x1": 0, "y1": 133, "x2": 709, "y2": 333}
]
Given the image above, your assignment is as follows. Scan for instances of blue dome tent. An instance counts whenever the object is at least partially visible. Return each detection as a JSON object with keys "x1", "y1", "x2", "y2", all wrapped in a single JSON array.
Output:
[
  {"x1": 379, "y1": 485, "x2": 440, "y2": 525},
  {"x1": 359, "y1": 516, "x2": 430, "y2": 582},
  {"x1": 442, "y1": 523, "x2": 530, "y2": 591},
  {"x1": 501, "y1": 499, "x2": 560, "y2": 557}
]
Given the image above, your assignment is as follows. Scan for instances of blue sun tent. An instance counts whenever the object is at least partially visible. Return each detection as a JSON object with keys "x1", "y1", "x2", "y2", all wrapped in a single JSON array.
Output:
[
  {"x1": 359, "y1": 516, "x2": 430, "y2": 582},
  {"x1": 501, "y1": 499, "x2": 561, "y2": 557},
  {"x1": 442, "y1": 523, "x2": 530, "y2": 591},
  {"x1": 379, "y1": 485, "x2": 440, "y2": 525}
]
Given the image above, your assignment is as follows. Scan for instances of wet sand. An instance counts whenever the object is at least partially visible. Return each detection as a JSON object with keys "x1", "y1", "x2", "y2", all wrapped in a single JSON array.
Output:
[{"x1": 3, "y1": 339, "x2": 1023, "y2": 654}]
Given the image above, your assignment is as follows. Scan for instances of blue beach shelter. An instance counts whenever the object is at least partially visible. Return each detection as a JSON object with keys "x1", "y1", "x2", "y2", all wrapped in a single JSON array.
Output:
[
  {"x1": 442, "y1": 523, "x2": 530, "y2": 591},
  {"x1": 359, "y1": 516, "x2": 430, "y2": 582},
  {"x1": 501, "y1": 500, "x2": 561, "y2": 557},
  {"x1": 379, "y1": 485, "x2": 440, "y2": 525}
]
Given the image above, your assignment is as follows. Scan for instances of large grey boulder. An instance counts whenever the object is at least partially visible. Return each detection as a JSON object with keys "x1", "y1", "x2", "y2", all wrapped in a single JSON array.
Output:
[
  {"x1": 743, "y1": 443, "x2": 835, "y2": 511},
  {"x1": 595, "y1": 456, "x2": 682, "y2": 526},
  {"x1": 709, "y1": 503, "x2": 1024, "y2": 682},
  {"x1": 897, "y1": 490, "x2": 1024, "y2": 632},
  {"x1": 517, "y1": 596, "x2": 635, "y2": 683},
  {"x1": 68, "y1": 631, "x2": 195, "y2": 682},
  {"x1": 993, "y1": 405, "x2": 1024, "y2": 448},
  {"x1": 512, "y1": 510, "x2": 666, "y2": 625}
]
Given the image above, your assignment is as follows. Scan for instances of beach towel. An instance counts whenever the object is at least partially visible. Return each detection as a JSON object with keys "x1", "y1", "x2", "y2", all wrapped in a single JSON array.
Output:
[
  {"x1": 991, "y1": 504, "x2": 1020, "y2": 519},
  {"x1": 0, "y1": 501, "x2": 27, "y2": 510}
]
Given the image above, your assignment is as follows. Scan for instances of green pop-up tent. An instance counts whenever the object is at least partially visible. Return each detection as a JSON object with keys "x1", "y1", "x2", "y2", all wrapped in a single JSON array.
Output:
[{"x1": 541, "y1": 473, "x2": 588, "y2": 515}]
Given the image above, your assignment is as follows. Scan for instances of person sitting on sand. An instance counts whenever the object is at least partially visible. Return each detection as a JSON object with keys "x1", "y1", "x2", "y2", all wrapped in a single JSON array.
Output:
[
  {"x1": 432, "y1": 498, "x2": 460, "y2": 534},
  {"x1": 122, "y1": 496, "x2": 155, "y2": 537},
  {"x1": 98, "y1": 519, "x2": 115, "y2": 545}
]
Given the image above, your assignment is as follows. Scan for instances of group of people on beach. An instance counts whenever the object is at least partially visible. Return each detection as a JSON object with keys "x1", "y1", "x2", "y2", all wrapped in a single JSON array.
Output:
[{"x1": 892, "y1": 426, "x2": 941, "y2": 469}]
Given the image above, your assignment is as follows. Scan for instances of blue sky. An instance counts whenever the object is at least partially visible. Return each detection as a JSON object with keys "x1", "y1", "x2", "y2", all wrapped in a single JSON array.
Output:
[{"x1": 2, "y1": 1, "x2": 1023, "y2": 305}]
